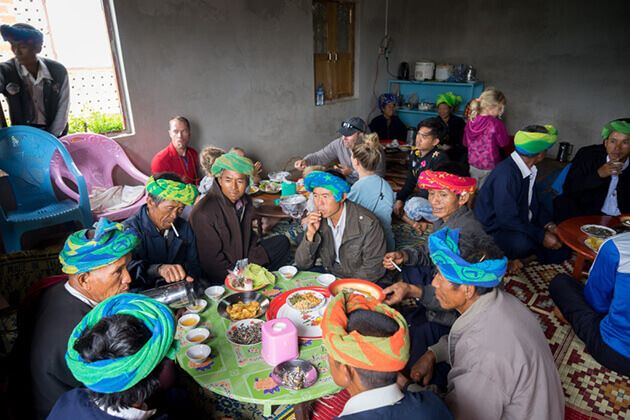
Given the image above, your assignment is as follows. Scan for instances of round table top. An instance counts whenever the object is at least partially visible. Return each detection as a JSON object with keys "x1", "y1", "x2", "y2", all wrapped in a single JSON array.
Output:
[
  {"x1": 176, "y1": 271, "x2": 342, "y2": 412},
  {"x1": 556, "y1": 215, "x2": 623, "y2": 260},
  {"x1": 252, "y1": 192, "x2": 286, "y2": 219}
]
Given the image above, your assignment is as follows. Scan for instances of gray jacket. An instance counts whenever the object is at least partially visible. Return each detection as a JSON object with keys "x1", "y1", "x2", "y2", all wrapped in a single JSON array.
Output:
[
  {"x1": 295, "y1": 200, "x2": 386, "y2": 282},
  {"x1": 303, "y1": 137, "x2": 386, "y2": 183}
]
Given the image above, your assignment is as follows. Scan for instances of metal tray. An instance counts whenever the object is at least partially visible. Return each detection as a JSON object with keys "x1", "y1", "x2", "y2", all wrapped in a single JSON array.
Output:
[{"x1": 271, "y1": 359, "x2": 319, "y2": 390}]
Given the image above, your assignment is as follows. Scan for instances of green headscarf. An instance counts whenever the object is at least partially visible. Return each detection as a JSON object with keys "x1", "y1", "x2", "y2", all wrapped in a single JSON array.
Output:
[
  {"x1": 601, "y1": 119, "x2": 630, "y2": 140},
  {"x1": 210, "y1": 152, "x2": 254, "y2": 179},
  {"x1": 146, "y1": 176, "x2": 199, "y2": 206},
  {"x1": 514, "y1": 124, "x2": 558, "y2": 156},
  {"x1": 436, "y1": 92, "x2": 462, "y2": 109}
]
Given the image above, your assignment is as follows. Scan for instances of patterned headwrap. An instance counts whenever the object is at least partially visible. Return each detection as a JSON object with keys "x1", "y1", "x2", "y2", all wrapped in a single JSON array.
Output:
[
  {"x1": 435, "y1": 92, "x2": 462, "y2": 109},
  {"x1": 429, "y1": 227, "x2": 507, "y2": 288},
  {"x1": 378, "y1": 93, "x2": 397, "y2": 111},
  {"x1": 601, "y1": 119, "x2": 630, "y2": 140},
  {"x1": 514, "y1": 124, "x2": 558, "y2": 156},
  {"x1": 210, "y1": 152, "x2": 254, "y2": 179},
  {"x1": 146, "y1": 176, "x2": 198, "y2": 206},
  {"x1": 1, "y1": 23, "x2": 43, "y2": 44},
  {"x1": 418, "y1": 170, "x2": 476, "y2": 194},
  {"x1": 303, "y1": 171, "x2": 350, "y2": 202},
  {"x1": 322, "y1": 292, "x2": 409, "y2": 372},
  {"x1": 59, "y1": 218, "x2": 139, "y2": 275},
  {"x1": 66, "y1": 294, "x2": 176, "y2": 394}
]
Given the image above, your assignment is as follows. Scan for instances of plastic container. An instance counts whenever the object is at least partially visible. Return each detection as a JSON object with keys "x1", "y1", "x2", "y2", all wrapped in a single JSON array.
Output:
[
  {"x1": 261, "y1": 318, "x2": 299, "y2": 366},
  {"x1": 316, "y1": 83, "x2": 325, "y2": 106},
  {"x1": 414, "y1": 61, "x2": 435, "y2": 81}
]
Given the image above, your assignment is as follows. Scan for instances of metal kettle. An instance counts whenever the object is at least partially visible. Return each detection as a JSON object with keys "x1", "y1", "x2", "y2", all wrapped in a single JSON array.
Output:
[{"x1": 556, "y1": 142, "x2": 574, "y2": 162}]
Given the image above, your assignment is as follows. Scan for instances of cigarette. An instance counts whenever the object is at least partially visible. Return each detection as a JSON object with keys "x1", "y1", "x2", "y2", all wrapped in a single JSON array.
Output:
[
  {"x1": 390, "y1": 259, "x2": 402, "y2": 272},
  {"x1": 171, "y1": 223, "x2": 180, "y2": 238}
]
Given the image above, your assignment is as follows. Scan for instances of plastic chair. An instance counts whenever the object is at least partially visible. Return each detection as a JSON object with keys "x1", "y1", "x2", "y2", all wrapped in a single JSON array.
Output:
[
  {"x1": 0, "y1": 126, "x2": 93, "y2": 253},
  {"x1": 51, "y1": 133, "x2": 149, "y2": 221}
]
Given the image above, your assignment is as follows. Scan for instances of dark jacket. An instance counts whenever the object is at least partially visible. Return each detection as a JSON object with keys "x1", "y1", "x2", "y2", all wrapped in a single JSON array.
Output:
[
  {"x1": 369, "y1": 114, "x2": 408, "y2": 142},
  {"x1": 397, "y1": 147, "x2": 449, "y2": 202},
  {"x1": 439, "y1": 114, "x2": 467, "y2": 163},
  {"x1": 554, "y1": 144, "x2": 630, "y2": 222},
  {"x1": 295, "y1": 200, "x2": 386, "y2": 282},
  {"x1": 123, "y1": 205, "x2": 201, "y2": 290},
  {"x1": 474, "y1": 156, "x2": 551, "y2": 244},
  {"x1": 337, "y1": 390, "x2": 452, "y2": 419},
  {"x1": 189, "y1": 182, "x2": 269, "y2": 285}
]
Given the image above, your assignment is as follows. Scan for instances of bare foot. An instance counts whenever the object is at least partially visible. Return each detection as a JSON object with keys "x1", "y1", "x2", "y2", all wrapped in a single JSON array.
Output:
[
  {"x1": 507, "y1": 259, "x2": 524, "y2": 274},
  {"x1": 553, "y1": 306, "x2": 567, "y2": 324}
]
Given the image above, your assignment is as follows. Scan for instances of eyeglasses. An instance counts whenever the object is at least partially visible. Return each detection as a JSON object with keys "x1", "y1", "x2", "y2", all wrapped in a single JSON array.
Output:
[{"x1": 341, "y1": 121, "x2": 361, "y2": 131}]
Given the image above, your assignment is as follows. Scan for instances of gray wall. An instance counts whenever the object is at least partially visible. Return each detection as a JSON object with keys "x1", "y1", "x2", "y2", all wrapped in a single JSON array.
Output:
[
  {"x1": 395, "y1": 0, "x2": 630, "y2": 154},
  {"x1": 112, "y1": 0, "x2": 402, "y2": 174}
]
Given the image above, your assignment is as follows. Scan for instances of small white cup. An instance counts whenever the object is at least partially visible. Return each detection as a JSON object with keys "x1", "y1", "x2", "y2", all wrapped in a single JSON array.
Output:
[
  {"x1": 178, "y1": 313, "x2": 200, "y2": 330},
  {"x1": 185, "y1": 299, "x2": 208, "y2": 313},
  {"x1": 186, "y1": 344, "x2": 211, "y2": 363},
  {"x1": 317, "y1": 273, "x2": 336, "y2": 287},
  {"x1": 278, "y1": 265, "x2": 298, "y2": 280},
  {"x1": 204, "y1": 286, "x2": 225, "y2": 301},
  {"x1": 185, "y1": 327, "x2": 210, "y2": 344}
]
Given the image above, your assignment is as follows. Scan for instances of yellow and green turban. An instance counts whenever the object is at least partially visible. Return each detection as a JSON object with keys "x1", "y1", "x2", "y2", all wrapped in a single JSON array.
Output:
[
  {"x1": 66, "y1": 293, "x2": 176, "y2": 394},
  {"x1": 210, "y1": 152, "x2": 254, "y2": 178},
  {"x1": 514, "y1": 124, "x2": 558, "y2": 156},
  {"x1": 146, "y1": 176, "x2": 198, "y2": 206},
  {"x1": 59, "y1": 218, "x2": 139, "y2": 274},
  {"x1": 601, "y1": 119, "x2": 630, "y2": 140},
  {"x1": 436, "y1": 92, "x2": 462, "y2": 109},
  {"x1": 322, "y1": 292, "x2": 409, "y2": 372}
]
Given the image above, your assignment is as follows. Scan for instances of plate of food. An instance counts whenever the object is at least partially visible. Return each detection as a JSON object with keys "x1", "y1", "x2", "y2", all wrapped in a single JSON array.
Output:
[
  {"x1": 247, "y1": 185, "x2": 260, "y2": 195},
  {"x1": 286, "y1": 290, "x2": 327, "y2": 312},
  {"x1": 226, "y1": 319, "x2": 264, "y2": 346},
  {"x1": 225, "y1": 263, "x2": 276, "y2": 292},
  {"x1": 268, "y1": 171, "x2": 291, "y2": 183},
  {"x1": 584, "y1": 236, "x2": 605, "y2": 253},
  {"x1": 271, "y1": 359, "x2": 318, "y2": 390},
  {"x1": 266, "y1": 286, "x2": 331, "y2": 339},
  {"x1": 580, "y1": 224, "x2": 616, "y2": 239},
  {"x1": 218, "y1": 292, "x2": 270, "y2": 321},
  {"x1": 328, "y1": 279, "x2": 385, "y2": 302},
  {"x1": 260, "y1": 180, "x2": 281, "y2": 194}
]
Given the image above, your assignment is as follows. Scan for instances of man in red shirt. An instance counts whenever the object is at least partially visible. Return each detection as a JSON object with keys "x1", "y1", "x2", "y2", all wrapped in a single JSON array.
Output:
[{"x1": 151, "y1": 116, "x2": 200, "y2": 185}]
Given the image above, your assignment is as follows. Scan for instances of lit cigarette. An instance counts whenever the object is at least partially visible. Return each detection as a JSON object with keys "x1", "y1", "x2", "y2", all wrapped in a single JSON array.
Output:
[
  {"x1": 390, "y1": 259, "x2": 402, "y2": 272},
  {"x1": 171, "y1": 222, "x2": 180, "y2": 237}
]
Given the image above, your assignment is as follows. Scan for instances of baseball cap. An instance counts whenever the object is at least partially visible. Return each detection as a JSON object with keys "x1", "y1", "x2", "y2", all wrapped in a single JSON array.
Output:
[{"x1": 338, "y1": 117, "x2": 368, "y2": 136}]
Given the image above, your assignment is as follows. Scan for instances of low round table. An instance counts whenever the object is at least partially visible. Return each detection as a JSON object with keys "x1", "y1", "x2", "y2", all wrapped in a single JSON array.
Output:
[
  {"x1": 176, "y1": 271, "x2": 342, "y2": 418},
  {"x1": 556, "y1": 215, "x2": 622, "y2": 279}
]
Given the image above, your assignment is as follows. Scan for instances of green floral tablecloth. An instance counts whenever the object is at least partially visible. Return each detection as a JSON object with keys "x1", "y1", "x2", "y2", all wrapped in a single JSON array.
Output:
[{"x1": 176, "y1": 271, "x2": 342, "y2": 416}]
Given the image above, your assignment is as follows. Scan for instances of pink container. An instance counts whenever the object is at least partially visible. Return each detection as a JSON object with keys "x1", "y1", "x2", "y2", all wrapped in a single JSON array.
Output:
[{"x1": 261, "y1": 318, "x2": 298, "y2": 366}]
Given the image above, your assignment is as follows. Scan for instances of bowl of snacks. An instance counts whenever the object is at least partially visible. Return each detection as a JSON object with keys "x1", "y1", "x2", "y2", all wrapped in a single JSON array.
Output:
[
  {"x1": 247, "y1": 185, "x2": 260, "y2": 195},
  {"x1": 226, "y1": 319, "x2": 264, "y2": 346},
  {"x1": 580, "y1": 224, "x2": 616, "y2": 239},
  {"x1": 260, "y1": 180, "x2": 281, "y2": 193},
  {"x1": 225, "y1": 263, "x2": 275, "y2": 292},
  {"x1": 178, "y1": 313, "x2": 200, "y2": 330},
  {"x1": 329, "y1": 279, "x2": 385, "y2": 302},
  {"x1": 268, "y1": 171, "x2": 291, "y2": 183},
  {"x1": 185, "y1": 327, "x2": 210, "y2": 344},
  {"x1": 271, "y1": 359, "x2": 318, "y2": 390},
  {"x1": 218, "y1": 291, "x2": 270, "y2": 321},
  {"x1": 185, "y1": 299, "x2": 208, "y2": 314},
  {"x1": 278, "y1": 265, "x2": 298, "y2": 280},
  {"x1": 286, "y1": 290, "x2": 326, "y2": 312},
  {"x1": 186, "y1": 344, "x2": 211, "y2": 363}
]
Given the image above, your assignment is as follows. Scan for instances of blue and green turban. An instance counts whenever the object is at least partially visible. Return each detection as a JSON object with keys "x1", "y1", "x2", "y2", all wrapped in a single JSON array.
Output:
[
  {"x1": 378, "y1": 93, "x2": 397, "y2": 111},
  {"x1": 210, "y1": 152, "x2": 254, "y2": 179},
  {"x1": 429, "y1": 227, "x2": 507, "y2": 288},
  {"x1": 66, "y1": 293, "x2": 176, "y2": 394},
  {"x1": 601, "y1": 119, "x2": 630, "y2": 140},
  {"x1": 514, "y1": 124, "x2": 558, "y2": 156},
  {"x1": 303, "y1": 170, "x2": 350, "y2": 202},
  {"x1": 59, "y1": 218, "x2": 139, "y2": 275},
  {"x1": 146, "y1": 176, "x2": 198, "y2": 206},
  {"x1": 436, "y1": 92, "x2": 462, "y2": 109}
]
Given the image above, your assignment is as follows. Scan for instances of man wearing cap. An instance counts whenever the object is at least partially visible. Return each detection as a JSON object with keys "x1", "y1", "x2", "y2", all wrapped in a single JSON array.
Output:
[
  {"x1": 321, "y1": 292, "x2": 453, "y2": 419},
  {"x1": 295, "y1": 170, "x2": 387, "y2": 282},
  {"x1": 474, "y1": 124, "x2": 569, "y2": 265},
  {"x1": 190, "y1": 152, "x2": 290, "y2": 284},
  {"x1": 151, "y1": 116, "x2": 200, "y2": 185},
  {"x1": 12, "y1": 219, "x2": 138, "y2": 418},
  {"x1": 294, "y1": 117, "x2": 386, "y2": 183},
  {"x1": 49, "y1": 294, "x2": 176, "y2": 418},
  {"x1": 554, "y1": 118, "x2": 630, "y2": 221},
  {"x1": 0, "y1": 23, "x2": 69, "y2": 137},
  {"x1": 124, "y1": 172, "x2": 201, "y2": 290},
  {"x1": 409, "y1": 228, "x2": 564, "y2": 420}
]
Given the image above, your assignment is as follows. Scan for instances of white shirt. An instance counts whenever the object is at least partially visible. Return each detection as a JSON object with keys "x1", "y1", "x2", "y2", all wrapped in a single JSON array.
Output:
[
  {"x1": 339, "y1": 383, "x2": 405, "y2": 417},
  {"x1": 326, "y1": 204, "x2": 347, "y2": 263},
  {"x1": 601, "y1": 156, "x2": 629, "y2": 216},
  {"x1": 64, "y1": 281, "x2": 97, "y2": 307},
  {"x1": 511, "y1": 151, "x2": 538, "y2": 221},
  {"x1": 97, "y1": 402, "x2": 157, "y2": 420}
]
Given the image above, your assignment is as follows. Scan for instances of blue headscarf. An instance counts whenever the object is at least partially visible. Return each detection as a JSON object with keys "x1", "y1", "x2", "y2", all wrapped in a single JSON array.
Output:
[
  {"x1": 1, "y1": 23, "x2": 43, "y2": 44},
  {"x1": 303, "y1": 171, "x2": 351, "y2": 202},
  {"x1": 428, "y1": 227, "x2": 507, "y2": 287},
  {"x1": 379, "y1": 93, "x2": 397, "y2": 111}
]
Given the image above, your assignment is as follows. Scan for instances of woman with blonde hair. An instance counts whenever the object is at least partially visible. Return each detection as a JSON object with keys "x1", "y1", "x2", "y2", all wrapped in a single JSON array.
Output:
[
  {"x1": 198, "y1": 145, "x2": 225, "y2": 196},
  {"x1": 463, "y1": 88, "x2": 510, "y2": 187},
  {"x1": 349, "y1": 133, "x2": 396, "y2": 250}
]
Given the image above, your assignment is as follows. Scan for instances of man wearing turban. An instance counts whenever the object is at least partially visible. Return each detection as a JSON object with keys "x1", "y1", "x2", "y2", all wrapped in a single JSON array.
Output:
[
  {"x1": 321, "y1": 292, "x2": 452, "y2": 419},
  {"x1": 151, "y1": 116, "x2": 201, "y2": 185},
  {"x1": 13, "y1": 219, "x2": 139, "y2": 418},
  {"x1": 295, "y1": 170, "x2": 387, "y2": 282},
  {"x1": 0, "y1": 23, "x2": 70, "y2": 137},
  {"x1": 123, "y1": 172, "x2": 201, "y2": 290},
  {"x1": 190, "y1": 152, "x2": 290, "y2": 284},
  {"x1": 554, "y1": 117, "x2": 630, "y2": 221},
  {"x1": 48, "y1": 294, "x2": 176, "y2": 418},
  {"x1": 408, "y1": 228, "x2": 564, "y2": 420},
  {"x1": 368, "y1": 93, "x2": 407, "y2": 144},
  {"x1": 474, "y1": 124, "x2": 570, "y2": 266}
]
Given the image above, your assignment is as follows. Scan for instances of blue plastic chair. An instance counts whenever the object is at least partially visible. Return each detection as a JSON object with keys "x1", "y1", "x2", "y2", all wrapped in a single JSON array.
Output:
[{"x1": 0, "y1": 126, "x2": 93, "y2": 253}]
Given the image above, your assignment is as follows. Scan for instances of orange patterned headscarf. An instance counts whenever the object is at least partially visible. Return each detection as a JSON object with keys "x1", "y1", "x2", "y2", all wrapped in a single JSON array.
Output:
[
  {"x1": 321, "y1": 292, "x2": 409, "y2": 372},
  {"x1": 417, "y1": 170, "x2": 476, "y2": 194}
]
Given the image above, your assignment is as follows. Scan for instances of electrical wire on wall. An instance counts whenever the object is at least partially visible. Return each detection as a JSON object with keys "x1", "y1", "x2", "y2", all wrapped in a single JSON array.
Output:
[{"x1": 367, "y1": 0, "x2": 396, "y2": 125}]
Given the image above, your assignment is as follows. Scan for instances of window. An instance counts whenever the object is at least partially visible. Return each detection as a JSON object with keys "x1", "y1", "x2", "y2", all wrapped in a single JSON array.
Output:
[
  {"x1": 313, "y1": 0, "x2": 355, "y2": 101},
  {"x1": 0, "y1": 0, "x2": 133, "y2": 136}
]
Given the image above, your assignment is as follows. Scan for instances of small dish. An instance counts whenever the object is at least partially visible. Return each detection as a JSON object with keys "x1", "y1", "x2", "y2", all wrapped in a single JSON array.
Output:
[
  {"x1": 185, "y1": 327, "x2": 210, "y2": 344},
  {"x1": 252, "y1": 198, "x2": 264, "y2": 208},
  {"x1": 178, "y1": 313, "x2": 200, "y2": 330},
  {"x1": 580, "y1": 224, "x2": 616, "y2": 239},
  {"x1": 278, "y1": 265, "x2": 298, "y2": 280},
  {"x1": 260, "y1": 180, "x2": 281, "y2": 193},
  {"x1": 286, "y1": 290, "x2": 326, "y2": 312},
  {"x1": 185, "y1": 299, "x2": 208, "y2": 313},
  {"x1": 204, "y1": 286, "x2": 225, "y2": 301},
  {"x1": 217, "y1": 291, "x2": 270, "y2": 321},
  {"x1": 329, "y1": 279, "x2": 386, "y2": 302},
  {"x1": 186, "y1": 344, "x2": 211, "y2": 363},
  {"x1": 271, "y1": 359, "x2": 318, "y2": 390},
  {"x1": 316, "y1": 273, "x2": 336, "y2": 287},
  {"x1": 247, "y1": 185, "x2": 260, "y2": 195},
  {"x1": 226, "y1": 319, "x2": 264, "y2": 346}
]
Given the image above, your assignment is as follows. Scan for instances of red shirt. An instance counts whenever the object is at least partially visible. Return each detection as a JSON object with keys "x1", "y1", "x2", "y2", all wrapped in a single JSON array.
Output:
[{"x1": 151, "y1": 143, "x2": 200, "y2": 185}]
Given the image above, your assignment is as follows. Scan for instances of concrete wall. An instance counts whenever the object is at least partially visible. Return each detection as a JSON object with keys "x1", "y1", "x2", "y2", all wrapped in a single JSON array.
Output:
[
  {"x1": 112, "y1": 0, "x2": 404, "y2": 174},
  {"x1": 395, "y1": 0, "x2": 630, "y2": 153}
]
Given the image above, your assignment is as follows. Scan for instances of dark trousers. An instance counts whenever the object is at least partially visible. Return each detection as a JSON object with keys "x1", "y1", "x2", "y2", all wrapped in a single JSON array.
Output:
[
  {"x1": 492, "y1": 230, "x2": 570, "y2": 264},
  {"x1": 260, "y1": 234, "x2": 291, "y2": 271},
  {"x1": 549, "y1": 274, "x2": 630, "y2": 376}
]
